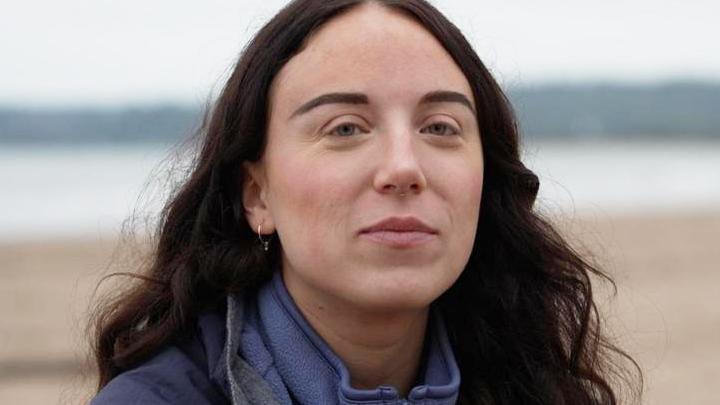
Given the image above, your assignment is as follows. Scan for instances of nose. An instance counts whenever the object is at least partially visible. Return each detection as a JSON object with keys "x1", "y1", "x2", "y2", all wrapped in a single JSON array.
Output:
[{"x1": 372, "y1": 128, "x2": 428, "y2": 196}]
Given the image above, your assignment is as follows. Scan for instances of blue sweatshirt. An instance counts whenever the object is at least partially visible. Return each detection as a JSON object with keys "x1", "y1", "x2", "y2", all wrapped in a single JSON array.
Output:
[{"x1": 91, "y1": 271, "x2": 460, "y2": 405}]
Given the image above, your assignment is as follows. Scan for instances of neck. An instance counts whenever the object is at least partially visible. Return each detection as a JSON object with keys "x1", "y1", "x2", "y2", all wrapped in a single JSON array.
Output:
[{"x1": 286, "y1": 280, "x2": 430, "y2": 397}]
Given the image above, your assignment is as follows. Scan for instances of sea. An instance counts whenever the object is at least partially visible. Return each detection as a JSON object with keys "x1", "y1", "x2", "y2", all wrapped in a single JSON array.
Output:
[{"x1": 2, "y1": 140, "x2": 719, "y2": 241}]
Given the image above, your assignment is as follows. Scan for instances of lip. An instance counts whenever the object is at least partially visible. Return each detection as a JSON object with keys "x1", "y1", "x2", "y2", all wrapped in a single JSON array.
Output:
[{"x1": 359, "y1": 216, "x2": 438, "y2": 248}]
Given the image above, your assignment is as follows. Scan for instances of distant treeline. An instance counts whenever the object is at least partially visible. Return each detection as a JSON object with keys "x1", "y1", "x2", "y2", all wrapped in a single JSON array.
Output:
[
  {"x1": 1, "y1": 82, "x2": 719, "y2": 144},
  {"x1": 0, "y1": 106, "x2": 201, "y2": 144},
  {"x1": 508, "y1": 82, "x2": 720, "y2": 140}
]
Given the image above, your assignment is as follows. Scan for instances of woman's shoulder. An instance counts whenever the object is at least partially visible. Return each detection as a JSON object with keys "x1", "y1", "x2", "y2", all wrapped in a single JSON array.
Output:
[{"x1": 90, "y1": 309, "x2": 231, "y2": 405}]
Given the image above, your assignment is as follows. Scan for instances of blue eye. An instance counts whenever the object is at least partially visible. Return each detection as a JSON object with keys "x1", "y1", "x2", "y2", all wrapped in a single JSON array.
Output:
[
  {"x1": 421, "y1": 123, "x2": 457, "y2": 136},
  {"x1": 332, "y1": 124, "x2": 362, "y2": 136}
]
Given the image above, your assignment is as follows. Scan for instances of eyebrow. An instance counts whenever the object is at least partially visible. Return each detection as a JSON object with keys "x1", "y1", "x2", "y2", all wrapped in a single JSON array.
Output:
[
  {"x1": 420, "y1": 91, "x2": 476, "y2": 114},
  {"x1": 288, "y1": 90, "x2": 476, "y2": 119},
  {"x1": 290, "y1": 93, "x2": 369, "y2": 119}
]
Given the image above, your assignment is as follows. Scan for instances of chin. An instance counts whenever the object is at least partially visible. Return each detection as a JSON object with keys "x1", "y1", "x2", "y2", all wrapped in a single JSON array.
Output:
[{"x1": 344, "y1": 274, "x2": 454, "y2": 313}]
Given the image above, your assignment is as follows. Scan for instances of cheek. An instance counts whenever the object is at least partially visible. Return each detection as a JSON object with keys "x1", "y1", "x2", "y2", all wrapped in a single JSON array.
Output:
[
  {"x1": 462, "y1": 147, "x2": 484, "y2": 200},
  {"x1": 266, "y1": 153, "x2": 357, "y2": 255},
  {"x1": 465, "y1": 167, "x2": 484, "y2": 212},
  {"x1": 441, "y1": 154, "x2": 484, "y2": 239}
]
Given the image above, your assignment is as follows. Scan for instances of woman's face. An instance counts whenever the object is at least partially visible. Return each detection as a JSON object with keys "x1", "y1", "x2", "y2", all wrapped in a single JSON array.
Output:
[{"x1": 244, "y1": 3, "x2": 483, "y2": 312}]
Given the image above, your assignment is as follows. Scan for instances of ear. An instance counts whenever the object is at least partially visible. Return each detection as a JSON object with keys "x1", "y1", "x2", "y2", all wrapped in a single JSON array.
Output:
[{"x1": 242, "y1": 161, "x2": 276, "y2": 234}]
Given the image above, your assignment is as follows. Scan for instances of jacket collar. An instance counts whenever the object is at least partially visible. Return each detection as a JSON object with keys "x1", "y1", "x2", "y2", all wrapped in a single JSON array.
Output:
[{"x1": 224, "y1": 271, "x2": 460, "y2": 405}]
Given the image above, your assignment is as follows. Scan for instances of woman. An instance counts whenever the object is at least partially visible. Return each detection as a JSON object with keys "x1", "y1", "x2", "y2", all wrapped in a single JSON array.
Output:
[{"x1": 89, "y1": 0, "x2": 640, "y2": 404}]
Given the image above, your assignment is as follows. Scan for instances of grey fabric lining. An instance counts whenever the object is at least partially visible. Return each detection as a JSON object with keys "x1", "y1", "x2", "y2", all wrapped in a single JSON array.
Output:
[{"x1": 225, "y1": 294, "x2": 283, "y2": 405}]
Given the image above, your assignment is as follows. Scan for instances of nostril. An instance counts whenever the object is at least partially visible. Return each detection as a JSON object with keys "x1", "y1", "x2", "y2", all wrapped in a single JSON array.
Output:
[{"x1": 373, "y1": 156, "x2": 428, "y2": 195}]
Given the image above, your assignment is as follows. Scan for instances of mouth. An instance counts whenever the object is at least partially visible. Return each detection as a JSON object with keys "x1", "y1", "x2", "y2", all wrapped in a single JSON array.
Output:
[{"x1": 359, "y1": 216, "x2": 438, "y2": 248}]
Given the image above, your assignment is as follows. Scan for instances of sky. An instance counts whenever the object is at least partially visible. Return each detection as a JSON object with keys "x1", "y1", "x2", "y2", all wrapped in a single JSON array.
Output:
[{"x1": 1, "y1": 0, "x2": 719, "y2": 107}]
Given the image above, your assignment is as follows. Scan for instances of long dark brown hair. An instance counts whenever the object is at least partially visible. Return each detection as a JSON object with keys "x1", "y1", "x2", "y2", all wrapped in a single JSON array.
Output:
[{"x1": 90, "y1": 0, "x2": 641, "y2": 403}]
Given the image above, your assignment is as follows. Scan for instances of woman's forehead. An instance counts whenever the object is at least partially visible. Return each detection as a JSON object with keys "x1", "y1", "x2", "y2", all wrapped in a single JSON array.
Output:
[{"x1": 269, "y1": 3, "x2": 474, "y2": 117}]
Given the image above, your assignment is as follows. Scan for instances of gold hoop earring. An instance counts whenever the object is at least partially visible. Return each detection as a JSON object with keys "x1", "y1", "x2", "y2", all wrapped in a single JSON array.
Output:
[{"x1": 257, "y1": 224, "x2": 270, "y2": 252}]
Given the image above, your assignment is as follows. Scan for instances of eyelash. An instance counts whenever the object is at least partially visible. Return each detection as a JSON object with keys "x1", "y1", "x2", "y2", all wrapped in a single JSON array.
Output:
[
  {"x1": 327, "y1": 121, "x2": 460, "y2": 137},
  {"x1": 329, "y1": 123, "x2": 366, "y2": 137},
  {"x1": 420, "y1": 122, "x2": 460, "y2": 136}
]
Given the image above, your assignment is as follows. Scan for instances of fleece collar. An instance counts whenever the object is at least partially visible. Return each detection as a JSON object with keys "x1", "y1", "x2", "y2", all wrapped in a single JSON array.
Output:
[{"x1": 232, "y1": 271, "x2": 460, "y2": 405}]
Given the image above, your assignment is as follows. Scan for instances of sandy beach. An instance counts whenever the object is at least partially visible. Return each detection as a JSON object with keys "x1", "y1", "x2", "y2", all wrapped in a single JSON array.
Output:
[{"x1": 1, "y1": 211, "x2": 718, "y2": 404}]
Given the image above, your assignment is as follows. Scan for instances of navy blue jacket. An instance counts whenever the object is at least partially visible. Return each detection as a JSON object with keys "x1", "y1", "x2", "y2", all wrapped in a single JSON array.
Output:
[
  {"x1": 91, "y1": 272, "x2": 460, "y2": 405},
  {"x1": 90, "y1": 302, "x2": 234, "y2": 404}
]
